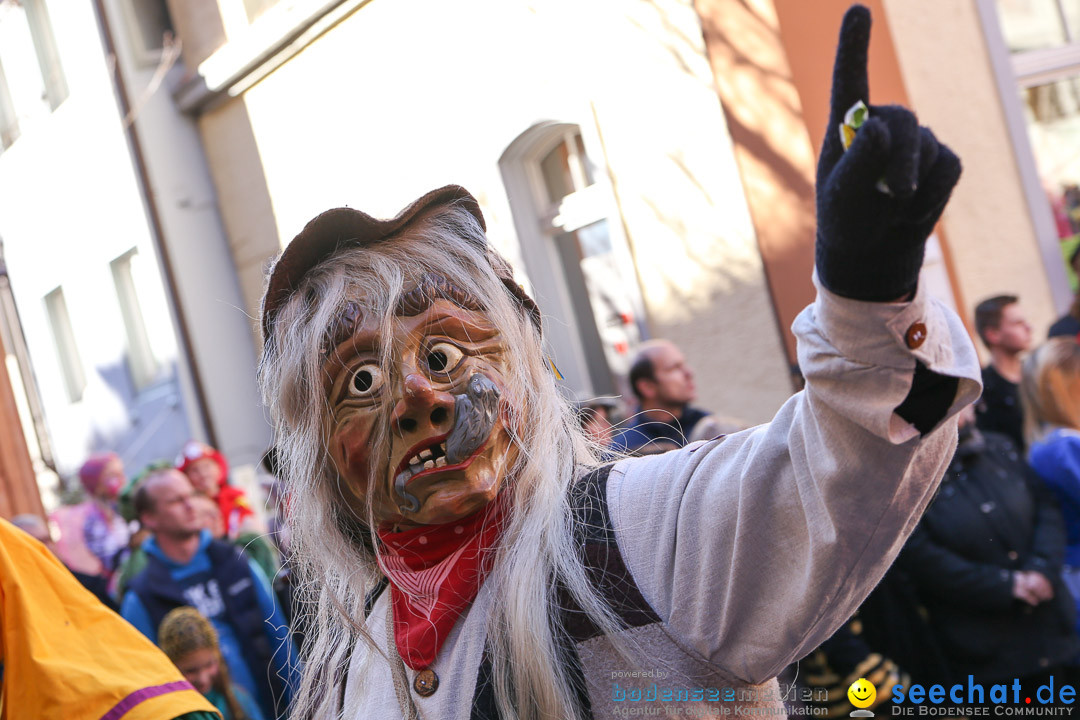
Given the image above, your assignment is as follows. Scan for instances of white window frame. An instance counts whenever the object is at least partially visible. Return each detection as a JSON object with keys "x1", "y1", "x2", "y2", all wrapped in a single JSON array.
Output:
[
  {"x1": 501, "y1": 119, "x2": 647, "y2": 399},
  {"x1": 117, "y1": 0, "x2": 174, "y2": 68},
  {"x1": 977, "y1": 0, "x2": 1075, "y2": 311},
  {"x1": 44, "y1": 286, "x2": 85, "y2": 403},
  {"x1": 0, "y1": 55, "x2": 18, "y2": 150},
  {"x1": 112, "y1": 248, "x2": 160, "y2": 391},
  {"x1": 23, "y1": 0, "x2": 66, "y2": 110}
]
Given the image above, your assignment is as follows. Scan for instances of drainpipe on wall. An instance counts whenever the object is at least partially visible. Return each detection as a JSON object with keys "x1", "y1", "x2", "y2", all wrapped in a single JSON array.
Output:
[{"x1": 90, "y1": 0, "x2": 218, "y2": 448}]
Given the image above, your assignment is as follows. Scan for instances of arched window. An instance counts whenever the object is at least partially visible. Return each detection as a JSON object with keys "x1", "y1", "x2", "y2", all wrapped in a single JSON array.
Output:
[{"x1": 501, "y1": 122, "x2": 645, "y2": 399}]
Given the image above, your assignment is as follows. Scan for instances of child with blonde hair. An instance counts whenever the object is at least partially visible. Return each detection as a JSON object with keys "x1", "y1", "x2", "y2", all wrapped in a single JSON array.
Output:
[
  {"x1": 1021, "y1": 336, "x2": 1080, "y2": 630},
  {"x1": 158, "y1": 606, "x2": 266, "y2": 720}
]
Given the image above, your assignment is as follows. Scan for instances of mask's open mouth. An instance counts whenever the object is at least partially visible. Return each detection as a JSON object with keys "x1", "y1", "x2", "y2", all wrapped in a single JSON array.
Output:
[
  {"x1": 396, "y1": 435, "x2": 451, "y2": 478},
  {"x1": 392, "y1": 434, "x2": 485, "y2": 512}
]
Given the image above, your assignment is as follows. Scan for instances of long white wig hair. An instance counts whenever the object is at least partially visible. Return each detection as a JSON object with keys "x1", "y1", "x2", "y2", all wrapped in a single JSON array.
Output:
[{"x1": 259, "y1": 204, "x2": 628, "y2": 719}]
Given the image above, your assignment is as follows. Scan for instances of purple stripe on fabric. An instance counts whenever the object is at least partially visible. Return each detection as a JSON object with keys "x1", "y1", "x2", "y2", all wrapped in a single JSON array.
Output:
[{"x1": 100, "y1": 680, "x2": 196, "y2": 720}]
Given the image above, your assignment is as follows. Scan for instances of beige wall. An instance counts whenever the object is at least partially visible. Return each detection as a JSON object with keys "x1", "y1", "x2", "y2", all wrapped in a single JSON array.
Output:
[
  {"x1": 198, "y1": 98, "x2": 279, "y2": 350},
  {"x1": 696, "y1": 0, "x2": 820, "y2": 367},
  {"x1": 182, "y1": 0, "x2": 794, "y2": 424},
  {"x1": 579, "y1": 0, "x2": 796, "y2": 421},
  {"x1": 883, "y1": 0, "x2": 1057, "y2": 350}
]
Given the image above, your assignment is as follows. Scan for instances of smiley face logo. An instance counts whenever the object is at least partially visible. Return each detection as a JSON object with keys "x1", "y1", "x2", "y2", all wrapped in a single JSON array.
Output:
[{"x1": 848, "y1": 678, "x2": 876, "y2": 709}]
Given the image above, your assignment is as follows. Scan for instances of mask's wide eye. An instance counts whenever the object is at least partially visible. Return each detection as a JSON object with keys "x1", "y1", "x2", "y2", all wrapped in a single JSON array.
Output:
[
  {"x1": 426, "y1": 342, "x2": 464, "y2": 374},
  {"x1": 349, "y1": 363, "x2": 384, "y2": 397}
]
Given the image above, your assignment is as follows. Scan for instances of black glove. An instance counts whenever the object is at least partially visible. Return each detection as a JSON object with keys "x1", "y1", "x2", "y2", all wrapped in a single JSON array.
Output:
[{"x1": 816, "y1": 5, "x2": 962, "y2": 302}]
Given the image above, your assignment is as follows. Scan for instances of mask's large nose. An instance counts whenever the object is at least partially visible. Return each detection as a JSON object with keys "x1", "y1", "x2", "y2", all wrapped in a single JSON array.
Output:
[
  {"x1": 391, "y1": 373, "x2": 455, "y2": 437},
  {"x1": 390, "y1": 373, "x2": 456, "y2": 514}
]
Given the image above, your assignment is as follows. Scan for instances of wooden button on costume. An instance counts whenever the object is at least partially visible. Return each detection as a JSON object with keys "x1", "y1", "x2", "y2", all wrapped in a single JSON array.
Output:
[{"x1": 258, "y1": 7, "x2": 980, "y2": 719}]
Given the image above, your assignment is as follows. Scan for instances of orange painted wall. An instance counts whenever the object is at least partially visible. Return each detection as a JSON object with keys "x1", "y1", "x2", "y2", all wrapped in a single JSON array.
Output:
[
  {"x1": 0, "y1": 326, "x2": 43, "y2": 520},
  {"x1": 694, "y1": 0, "x2": 816, "y2": 367},
  {"x1": 695, "y1": 0, "x2": 963, "y2": 364},
  {"x1": 777, "y1": 0, "x2": 967, "y2": 332},
  {"x1": 775, "y1": 0, "x2": 909, "y2": 161}
]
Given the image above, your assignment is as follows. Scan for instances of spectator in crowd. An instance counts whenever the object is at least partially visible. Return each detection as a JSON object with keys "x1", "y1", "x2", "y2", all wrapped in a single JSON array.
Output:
[
  {"x1": 899, "y1": 405, "x2": 1078, "y2": 694},
  {"x1": 974, "y1": 295, "x2": 1032, "y2": 451},
  {"x1": 798, "y1": 619, "x2": 909, "y2": 719},
  {"x1": 611, "y1": 339, "x2": 715, "y2": 454},
  {"x1": 159, "y1": 606, "x2": 266, "y2": 720},
  {"x1": 1022, "y1": 336, "x2": 1080, "y2": 630},
  {"x1": 50, "y1": 452, "x2": 131, "y2": 582},
  {"x1": 119, "y1": 460, "x2": 173, "y2": 524},
  {"x1": 192, "y1": 492, "x2": 227, "y2": 539},
  {"x1": 254, "y1": 447, "x2": 306, "y2": 652},
  {"x1": 685, "y1": 413, "x2": 750, "y2": 444},
  {"x1": 120, "y1": 493, "x2": 280, "y2": 594},
  {"x1": 176, "y1": 440, "x2": 256, "y2": 540},
  {"x1": 120, "y1": 468, "x2": 298, "y2": 719},
  {"x1": 1049, "y1": 246, "x2": 1080, "y2": 338},
  {"x1": 575, "y1": 397, "x2": 618, "y2": 449},
  {"x1": 115, "y1": 460, "x2": 177, "y2": 598},
  {"x1": 797, "y1": 567, "x2": 950, "y2": 719},
  {"x1": 80, "y1": 452, "x2": 132, "y2": 575},
  {"x1": 192, "y1": 493, "x2": 279, "y2": 582},
  {"x1": 10, "y1": 512, "x2": 117, "y2": 611},
  {"x1": 0, "y1": 517, "x2": 218, "y2": 719}
]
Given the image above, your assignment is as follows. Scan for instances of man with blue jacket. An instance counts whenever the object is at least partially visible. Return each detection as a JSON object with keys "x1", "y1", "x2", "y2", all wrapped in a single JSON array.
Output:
[
  {"x1": 121, "y1": 468, "x2": 299, "y2": 719},
  {"x1": 612, "y1": 339, "x2": 714, "y2": 454}
]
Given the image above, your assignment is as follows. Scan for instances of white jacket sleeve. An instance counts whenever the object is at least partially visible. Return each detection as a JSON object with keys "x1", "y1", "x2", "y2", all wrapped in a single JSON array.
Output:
[{"x1": 606, "y1": 278, "x2": 982, "y2": 685}]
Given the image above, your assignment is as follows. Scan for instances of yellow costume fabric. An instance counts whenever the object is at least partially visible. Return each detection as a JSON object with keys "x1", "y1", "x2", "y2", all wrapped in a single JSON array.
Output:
[{"x1": 0, "y1": 518, "x2": 219, "y2": 720}]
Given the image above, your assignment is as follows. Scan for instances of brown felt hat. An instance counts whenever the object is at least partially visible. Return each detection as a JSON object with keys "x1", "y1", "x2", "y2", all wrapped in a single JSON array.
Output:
[{"x1": 261, "y1": 185, "x2": 540, "y2": 342}]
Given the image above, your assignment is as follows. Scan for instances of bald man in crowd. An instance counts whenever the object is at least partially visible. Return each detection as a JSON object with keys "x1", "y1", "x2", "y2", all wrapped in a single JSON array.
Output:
[
  {"x1": 120, "y1": 468, "x2": 298, "y2": 718},
  {"x1": 612, "y1": 340, "x2": 723, "y2": 454}
]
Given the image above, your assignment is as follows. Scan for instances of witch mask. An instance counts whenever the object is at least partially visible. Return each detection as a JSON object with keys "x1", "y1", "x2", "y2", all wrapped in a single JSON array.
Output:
[
  {"x1": 324, "y1": 291, "x2": 518, "y2": 530},
  {"x1": 262, "y1": 186, "x2": 541, "y2": 530}
]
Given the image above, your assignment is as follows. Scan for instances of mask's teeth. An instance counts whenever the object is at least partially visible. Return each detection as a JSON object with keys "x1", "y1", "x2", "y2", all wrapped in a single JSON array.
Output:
[{"x1": 403, "y1": 440, "x2": 449, "y2": 475}]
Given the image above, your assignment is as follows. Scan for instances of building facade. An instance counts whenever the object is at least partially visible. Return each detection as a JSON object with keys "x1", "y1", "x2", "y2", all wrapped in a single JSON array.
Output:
[
  {"x1": 0, "y1": 0, "x2": 269, "y2": 511},
  {"x1": 2, "y1": 0, "x2": 1076, "y2": 512},
  {"x1": 169, "y1": 0, "x2": 797, "y2": 426},
  {"x1": 164, "y1": 0, "x2": 1076, "y2": 424}
]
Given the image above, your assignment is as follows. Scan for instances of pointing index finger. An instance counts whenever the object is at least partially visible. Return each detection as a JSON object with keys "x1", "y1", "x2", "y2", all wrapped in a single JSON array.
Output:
[{"x1": 829, "y1": 5, "x2": 872, "y2": 128}]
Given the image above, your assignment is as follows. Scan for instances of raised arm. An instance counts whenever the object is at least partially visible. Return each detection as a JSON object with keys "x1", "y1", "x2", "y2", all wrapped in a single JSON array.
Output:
[{"x1": 605, "y1": 4, "x2": 979, "y2": 685}]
